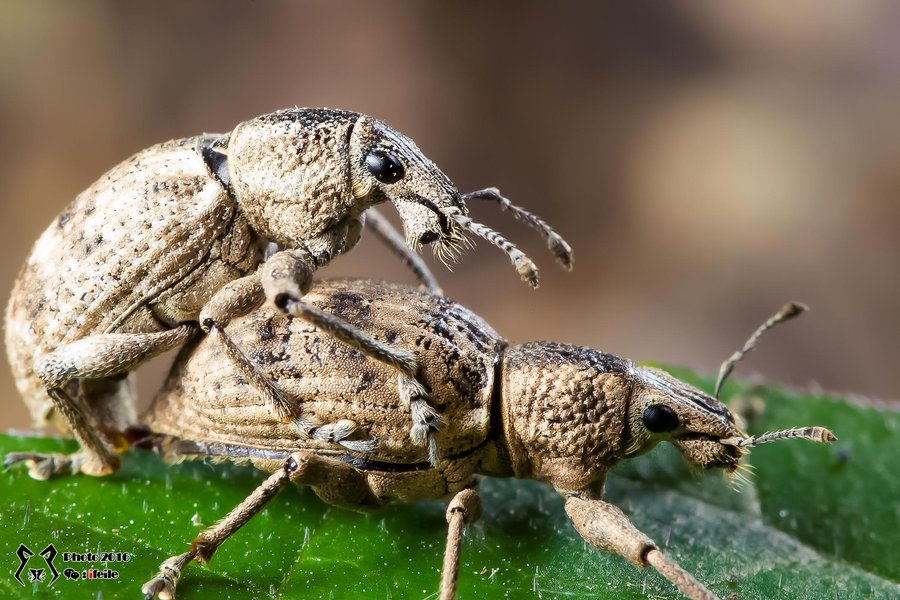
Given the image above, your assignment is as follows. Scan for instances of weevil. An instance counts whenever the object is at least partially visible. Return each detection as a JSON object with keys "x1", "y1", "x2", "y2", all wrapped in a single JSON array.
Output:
[
  {"x1": 4, "y1": 108, "x2": 572, "y2": 479},
  {"x1": 121, "y1": 279, "x2": 834, "y2": 600}
]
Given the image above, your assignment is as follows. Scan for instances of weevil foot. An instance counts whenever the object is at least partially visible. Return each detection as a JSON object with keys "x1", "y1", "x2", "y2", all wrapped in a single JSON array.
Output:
[
  {"x1": 142, "y1": 552, "x2": 194, "y2": 600},
  {"x1": 142, "y1": 576, "x2": 175, "y2": 600},
  {"x1": 4, "y1": 450, "x2": 117, "y2": 480},
  {"x1": 399, "y1": 374, "x2": 443, "y2": 463}
]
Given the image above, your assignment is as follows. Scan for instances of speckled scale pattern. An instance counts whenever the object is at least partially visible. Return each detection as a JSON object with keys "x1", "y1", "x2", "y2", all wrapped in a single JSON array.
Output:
[
  {"x1": 143, "y1": 279, "x2": 506, "y2": 467},
  {"x1": 501, "y1": 342, "x2": 632, "y2": 490},
  {"x1": 5, "y1": 136, "x2": 260, "y2": 422}
]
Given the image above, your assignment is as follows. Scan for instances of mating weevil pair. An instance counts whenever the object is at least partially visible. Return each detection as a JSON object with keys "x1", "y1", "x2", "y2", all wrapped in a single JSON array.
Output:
[
  {"x1": 3, "y1": 108, "x2": 835, "y2": 600},
  {"x1": 4, "y1": 107, "x2": 571, "y2": 479},
  {"x1": 131, "y1": 280, "x2": 833, "y2": 600}
]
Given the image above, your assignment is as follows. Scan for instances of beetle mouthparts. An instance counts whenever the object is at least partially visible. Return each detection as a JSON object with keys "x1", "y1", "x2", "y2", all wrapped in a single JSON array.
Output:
[
  {"x1": 450, "y1": 213, "x2": 540, "y2": 288},
  {"x1": 720, "y1": 426, "x2": 836, "y2": 448}
]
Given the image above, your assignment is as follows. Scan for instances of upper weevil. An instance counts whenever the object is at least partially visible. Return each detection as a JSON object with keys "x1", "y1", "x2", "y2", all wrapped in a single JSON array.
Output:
[
  {"x1": 4, "y1": 108, "x2": 572, "y2": 478},
  {"x1": 129, "y1": 279, "x2": 834, "y2": 600}
]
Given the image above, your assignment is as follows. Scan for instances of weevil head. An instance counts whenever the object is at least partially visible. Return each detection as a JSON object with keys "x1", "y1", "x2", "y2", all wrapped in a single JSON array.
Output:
[
  {"x1": 222, "y1": 108, "x2": 464, "y2": 256},
  {"x1": 348, "y1": 115, "x2": 469, "y2": 256},
  {"x1": 499, "y1": 307, "x2": 835, "y2": 491},
  {"x1": 626, "y1": 365, "x2": 745, "y2": 473}
]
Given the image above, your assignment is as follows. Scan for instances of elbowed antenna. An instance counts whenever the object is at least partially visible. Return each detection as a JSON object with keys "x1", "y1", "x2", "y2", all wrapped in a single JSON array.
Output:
[
  {"x1": 461, "y1": 188, "x2": 574, "y2": 270},
  {"x1": 712, "y1": 302, "x2": 836, "y2": 452},
  {"x1": 721, "y1": 426, "x2": 836, "y2": 448},
  {"x1": 714, "y1": 302, "x2": 808, "y2": 398}
]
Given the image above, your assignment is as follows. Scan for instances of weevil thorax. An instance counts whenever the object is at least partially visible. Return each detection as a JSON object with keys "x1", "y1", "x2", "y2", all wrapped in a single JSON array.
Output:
[
  {"x1": 346, "y1": 116, "x2": 469, "y2": 253},
  {"x1": 625, "y1": 365, "x2": 746, "y2": 472},
  {"x1": 500, "y1": 342, "x2": 634, "y2": 491},
  {"x1": 226, "y1": 108, "x2": 362, "y2": 254}
]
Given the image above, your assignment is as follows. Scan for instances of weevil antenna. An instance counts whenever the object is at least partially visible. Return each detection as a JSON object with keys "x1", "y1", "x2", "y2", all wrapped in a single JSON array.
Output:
[
  {"x1": 720, "y1": 426, "x2": 836, "y2": 448},
  {"x1": 714, "y1": 302, "x2": 808, "y2": 398},
  {"x1": 461, "y1": 188, "x2": 574, "y2": 270},
  {"x1": 450, "y1": 213, "x2": 540, "y2": 288}
]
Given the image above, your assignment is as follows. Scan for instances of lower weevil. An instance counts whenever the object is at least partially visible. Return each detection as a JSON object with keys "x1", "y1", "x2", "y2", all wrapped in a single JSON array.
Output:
[{"x1": 120, "y1": 279, "x2": 834, "y2": 600}]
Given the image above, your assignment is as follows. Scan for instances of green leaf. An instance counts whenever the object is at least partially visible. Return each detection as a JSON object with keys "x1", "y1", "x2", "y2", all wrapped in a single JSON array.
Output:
[{"x1": 1, "y1": 373, "x2": 897, "y2": 599}]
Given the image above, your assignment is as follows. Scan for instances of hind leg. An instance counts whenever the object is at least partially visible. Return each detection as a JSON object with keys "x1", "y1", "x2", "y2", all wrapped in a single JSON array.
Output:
[
  {"x1": 6, "y1": 375, "x2": 138, "y2": 479},
  {"x1": 6, "y1": 325, "x2": 195, "y2": 478}
]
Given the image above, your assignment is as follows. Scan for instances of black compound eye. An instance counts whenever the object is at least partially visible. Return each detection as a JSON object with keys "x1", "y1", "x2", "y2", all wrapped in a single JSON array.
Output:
[
  {"x1": 365, "y1": 150, "x2": 405, "y2": 184},
  {"x1": 642, "y1": 404, "x2": 680, "y2": 433}
]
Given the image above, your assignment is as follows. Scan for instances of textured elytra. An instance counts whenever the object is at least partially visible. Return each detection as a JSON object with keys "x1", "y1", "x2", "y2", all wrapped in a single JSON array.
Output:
[
  {"x1": 6, "y1": 136, "x2": 259, "y2": 427},
  {"x1": 144, "y1": 279, "x2": 505, "y2": 478}
]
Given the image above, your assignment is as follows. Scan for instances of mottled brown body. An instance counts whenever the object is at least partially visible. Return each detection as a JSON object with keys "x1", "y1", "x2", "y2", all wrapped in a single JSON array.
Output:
[
  {"x1": 143, "y1": 279, "x2": 729, "y2": 505},
  {"x1": 501, "y1": 343, "x2": 631, "y2": 491},
  {"x1": 6, "y1": 136, "x2": 259, "y2": 429},
  {"x1": 138, "y1": 280, "x2": 832, "y2": 600}
]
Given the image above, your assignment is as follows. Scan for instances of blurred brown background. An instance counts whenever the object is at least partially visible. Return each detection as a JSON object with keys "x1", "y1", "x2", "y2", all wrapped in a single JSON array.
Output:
[{"x1": 1, "y1": 1, "x2": 899, "y2": 432}]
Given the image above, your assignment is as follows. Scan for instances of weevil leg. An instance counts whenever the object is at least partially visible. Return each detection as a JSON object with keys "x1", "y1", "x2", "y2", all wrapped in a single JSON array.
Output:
[
  {"x1": 364, "y1": 207, "x2": 444, "y2": 296},
  {"x1": 439, "y1": 489, "x2": 483, "y2": 600},
  {"x1": 18, "y1": 324, "x2": 196, "y2": 478},
  {"x1": 283, "y1": 298, "x2": 442, "y2": 460},
  {"x1": 142, "y1": 452, "x2": 382, "y2": 599},
  {"x1": 142, "y1": 461, "x2": 292, "y2": 600},
  {"x1": 4, "y1": 386, "x2": 117, "y2": 479},
  {"x1": 564, "y1": 495, "x2": 720, "y2": 600},
  {"x1": 198, "y1": 274, "x2": 309, "y2": 426},
  {"x1": 261, "y1": 250, "x2": 443, "y2": 461}
]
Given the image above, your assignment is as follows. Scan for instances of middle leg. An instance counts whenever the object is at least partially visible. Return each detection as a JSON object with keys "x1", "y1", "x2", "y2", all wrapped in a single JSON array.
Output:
[{"x1": 8, "y1": 324, "x2": 196, "y2": 478}]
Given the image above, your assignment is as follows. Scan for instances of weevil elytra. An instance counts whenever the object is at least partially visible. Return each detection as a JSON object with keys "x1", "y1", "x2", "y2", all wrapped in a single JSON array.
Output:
[
  {"x1": 118, "y1": 279, "x2": 834, "y2": 600},
  {"x1": 4, "y1": 108, "x2": 572, "y2": 480}
]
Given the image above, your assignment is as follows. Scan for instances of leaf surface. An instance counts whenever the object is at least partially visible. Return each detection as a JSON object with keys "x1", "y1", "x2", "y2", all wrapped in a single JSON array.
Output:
[{"x1": 1, "y1": 374, "x2": 897, "y2": 599}]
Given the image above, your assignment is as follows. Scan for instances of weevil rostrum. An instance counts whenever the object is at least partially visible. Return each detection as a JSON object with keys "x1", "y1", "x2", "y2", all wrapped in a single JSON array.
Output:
[
  {"x1": 110, "y1": 279, "x2": 834, "y2": 600},
  {"x1": 4, "y1": 108, "x2": 572, "y2": 480}
]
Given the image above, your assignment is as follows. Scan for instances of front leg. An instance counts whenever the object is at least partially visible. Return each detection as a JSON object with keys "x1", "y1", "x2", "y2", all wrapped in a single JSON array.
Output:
[
  {"x1": 364, "y1": 207, "x2": 443, "y2": 296},
  {"x1": 198, "y1": 275, "x2": 310, "y2": 428},
  {"x1": 440, "y1": 489, "x2": 483, "y2": 600},
  {"x1": 261, "y1": 250, "x2": 444, "y2": 463},
  {"x1": 564, "y1": 495, "x2": 719, "y2": 600}
]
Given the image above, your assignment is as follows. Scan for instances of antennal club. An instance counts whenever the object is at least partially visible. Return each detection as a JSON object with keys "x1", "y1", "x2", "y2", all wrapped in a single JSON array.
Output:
[
  {"x1": 714, "y1": 302, "x2": 808, "y2": 398},
  {"x1": 450, "y1": 213, "x2": 540, "y2": 288}
]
